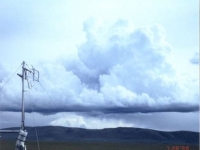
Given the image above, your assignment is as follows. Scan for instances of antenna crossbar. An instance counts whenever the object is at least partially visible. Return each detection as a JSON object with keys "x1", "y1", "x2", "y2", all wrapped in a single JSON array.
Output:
[{"x1": 0, "y1": 130, "x2": 20, "y2": 133}]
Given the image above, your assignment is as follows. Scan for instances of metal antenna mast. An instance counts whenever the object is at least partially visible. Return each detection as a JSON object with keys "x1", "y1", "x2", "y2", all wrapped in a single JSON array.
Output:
[
  {"x1": 17, "y1": 61, "x2": 26, "y2": 130},
  {"x1": 0, "y1": 61, "x2": 39, "y2": 150},
  {"x1": 15, "y1": 61, "x2": 39, "y2": 150}
]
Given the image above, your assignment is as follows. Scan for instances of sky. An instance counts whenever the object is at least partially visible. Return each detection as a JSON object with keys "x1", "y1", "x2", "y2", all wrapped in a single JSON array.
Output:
[{"x1": 0, "y1": 0, "x2": 199, "y2": 132}]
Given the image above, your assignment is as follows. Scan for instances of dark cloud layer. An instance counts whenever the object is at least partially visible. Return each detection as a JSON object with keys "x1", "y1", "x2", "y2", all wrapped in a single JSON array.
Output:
[
  {"x1": 0, "y1": 20, "x2": 199, "y2": 114},
  {"x1": 1, "y1": 103, "x2": 199, "y2": 114}
]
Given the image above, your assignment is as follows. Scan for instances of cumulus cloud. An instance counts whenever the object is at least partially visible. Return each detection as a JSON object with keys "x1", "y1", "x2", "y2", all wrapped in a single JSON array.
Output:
[
  {"x1": 0, "y1": 20, "x2": 199, "y2": 114},
  {"x1": 49, "y1": 112, "x2": 133, "y2": 129}
]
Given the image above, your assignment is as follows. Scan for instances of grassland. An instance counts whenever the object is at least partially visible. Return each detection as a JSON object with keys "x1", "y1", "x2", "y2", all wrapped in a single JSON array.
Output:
[
  {"x1": 0, "y1": 140, "x2": 199, "y2": 150},
  {"x1": 1, "y1": 126, "x2": 199, "y2": 150}
]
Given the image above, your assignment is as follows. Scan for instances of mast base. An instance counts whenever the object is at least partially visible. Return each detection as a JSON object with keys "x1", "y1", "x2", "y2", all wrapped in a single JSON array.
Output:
[{"x1": 15, "y1": 129, "x2": 28, "y2": 150}]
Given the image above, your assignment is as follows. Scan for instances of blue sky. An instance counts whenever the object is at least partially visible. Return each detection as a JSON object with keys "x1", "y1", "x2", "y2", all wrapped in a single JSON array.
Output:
[{"x1": 0, "y1": 0, "x2": 199, "y2": 132}]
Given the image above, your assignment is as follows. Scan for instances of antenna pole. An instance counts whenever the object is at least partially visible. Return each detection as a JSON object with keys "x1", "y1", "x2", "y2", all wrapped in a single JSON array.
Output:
[
  {"x1": 17, "y1": 61, "x2": 28, "y2": 130},
  {"x1": 21, "y1": 61, "x2": 25, "y2": 130},
  {"x1": 15, "y1": 61, "x2": 39, "y2": 150}
]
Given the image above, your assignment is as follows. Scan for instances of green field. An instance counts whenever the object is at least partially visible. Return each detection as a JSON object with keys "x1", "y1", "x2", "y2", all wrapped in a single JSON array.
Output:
[{"x1": 0, "y1": 140, "x2": 199, "y2": 150}]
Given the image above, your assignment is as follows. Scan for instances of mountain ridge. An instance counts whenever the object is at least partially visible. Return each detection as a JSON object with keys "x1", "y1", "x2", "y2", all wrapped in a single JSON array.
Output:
[{"x1": 0, "y1": 126, "x2": 199, "y2": 144}]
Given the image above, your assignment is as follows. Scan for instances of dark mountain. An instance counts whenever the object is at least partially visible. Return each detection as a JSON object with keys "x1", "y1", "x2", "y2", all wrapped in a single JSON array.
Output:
[{"x1": 0, "y1": 126, "x2": 199, "y2": 144}]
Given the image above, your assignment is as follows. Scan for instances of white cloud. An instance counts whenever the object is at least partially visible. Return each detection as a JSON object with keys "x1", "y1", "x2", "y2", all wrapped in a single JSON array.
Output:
[
  {"x1": 0, "y1": 20, "x2": 198, "y2": 114},
  {"x1": 49, "y1": 113, "x2": 133, "y2": 129}
]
